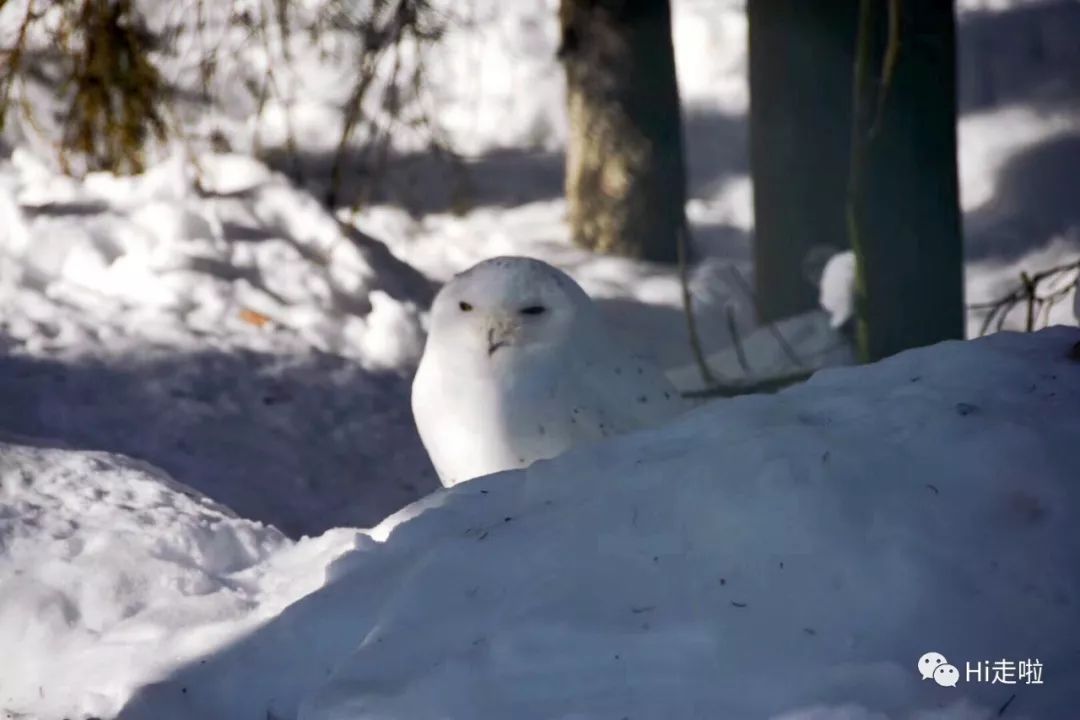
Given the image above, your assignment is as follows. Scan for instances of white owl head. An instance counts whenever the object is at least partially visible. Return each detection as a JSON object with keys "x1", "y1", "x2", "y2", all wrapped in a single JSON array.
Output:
[{"x1": 427, "y1": 256, "x2": 597, "y2": 362}]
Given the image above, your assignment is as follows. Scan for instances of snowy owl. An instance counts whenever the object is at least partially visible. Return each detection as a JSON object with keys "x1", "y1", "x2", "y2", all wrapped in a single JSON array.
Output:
[{"x1": 412, "y1": 256, "x2": 687, "y2": 486}]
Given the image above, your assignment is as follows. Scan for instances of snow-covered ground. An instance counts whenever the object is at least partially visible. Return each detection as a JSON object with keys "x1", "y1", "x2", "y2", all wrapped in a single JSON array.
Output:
[
  {"x1": 0, "y1": 149, "x2": 438, "y2": 535},
  {"x1": 4, "y1": 328, "x2": 1080, "y2": 720},
  {"x1": 2, "y1": 0, "x2": 1080, "y2": 718}
]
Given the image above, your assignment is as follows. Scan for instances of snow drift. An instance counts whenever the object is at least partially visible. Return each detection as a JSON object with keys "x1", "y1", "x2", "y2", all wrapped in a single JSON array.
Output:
[{"x1": 4, "y1": 328, "x2": 1075, "y2": 720}]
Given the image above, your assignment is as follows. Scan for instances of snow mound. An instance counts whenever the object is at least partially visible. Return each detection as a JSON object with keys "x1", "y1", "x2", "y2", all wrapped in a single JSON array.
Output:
[
  {"x1": 105, "y1": 327, "x2": 1080, "y2": 720},
  {"x1": 0, "y1": 440, "x2": 359, "y2": 719}
]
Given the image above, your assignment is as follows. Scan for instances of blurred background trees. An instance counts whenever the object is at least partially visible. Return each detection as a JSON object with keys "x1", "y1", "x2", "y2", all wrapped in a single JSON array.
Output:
[
  {"x1": 0, "y1": 0, "x2": 446, "y2": 198},
  {"x1": 847, "y1": 0, "x2": 964, "y2": 361},
  {"x1": 747, "y1": 2, "x2": 857, "y2": 324},
  {"x1": 59, "y1": 0, "x2": 167, "y2": 174},
  {"x1": 557, "y1": 0, "x2": 686, "y2": 263},
  {"x1": 0, "y1": 0, "x2": 1061, "y2": 369},
  {"x1": 0, "y1": 0, "x2": 168, "y2": 174},
  {"x1": 555, "y1": 0, "x2": 965, "y2": 362},
  {"x1": 747, "y1": 0, "x2": 964, "y2": 361}
]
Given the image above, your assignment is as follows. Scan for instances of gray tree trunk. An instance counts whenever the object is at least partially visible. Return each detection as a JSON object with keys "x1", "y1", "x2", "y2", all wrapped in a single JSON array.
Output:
[
  {"x1": 849, "y1": 0, "x2": 965, "y2": 361},
  {"x1": 748, "y1": 1, "x2": 859, "y2": 323},
  {"x1": 558, "y1": 0, "x2": 686, "y2": 263}
]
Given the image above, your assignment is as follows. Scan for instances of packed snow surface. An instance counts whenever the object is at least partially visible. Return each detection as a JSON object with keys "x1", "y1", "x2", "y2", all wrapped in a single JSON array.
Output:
[
  {"x1": 0, "y1": 438, "x2": 367, "y2": 718},
  {"x1": 3, "y1": 328, "x2": 1079, "y2": 720}
]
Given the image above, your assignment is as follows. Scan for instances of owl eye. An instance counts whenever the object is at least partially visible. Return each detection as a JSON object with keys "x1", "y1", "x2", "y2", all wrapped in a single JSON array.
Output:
[
  {"x1": 520, "y1": 305, "x2": 546, "y2": 316},
  {"x1": 459, "y1": 301, "x2": 473, "y2": 312}
]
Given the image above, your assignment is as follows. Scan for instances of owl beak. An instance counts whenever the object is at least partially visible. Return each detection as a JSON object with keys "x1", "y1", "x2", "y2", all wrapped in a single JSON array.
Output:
[
  {"x1": 487, "y1": 316, "x2": 519, "y2": 356},
  {"x1": 487, "y1": 330, "x2": 503, "y2": 355}
]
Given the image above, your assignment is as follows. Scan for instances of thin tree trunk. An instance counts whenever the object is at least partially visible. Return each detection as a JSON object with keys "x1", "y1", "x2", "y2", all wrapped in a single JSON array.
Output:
[
  {"x1": 748, "y1": 1, "x2": 859, "y2": 323},
  {"x1": 848, "y1": 0, "x2": 964, "y2": 361},
  {"x1": 559, "y1": 0, "x2": 686, "y2": 263}
]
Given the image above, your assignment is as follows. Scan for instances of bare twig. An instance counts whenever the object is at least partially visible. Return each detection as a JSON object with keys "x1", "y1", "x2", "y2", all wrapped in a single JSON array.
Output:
[
  {"x1": 246, "y1": 0, "x2": 306, "y2": 182},
  {"x1": 677, "y1": 221, "x2": 717, "y2": 387},
  {"x1": 675, "y1": 233, "x2": 826, "y2": 396},
  {"x1": 968, "y1": 259, "x2": 1079, "y2": 336},
  {"x1": 683, "y1": 369, "x2": 815, "y2": 400},
  {"x1": 997, "y1": 296, "x2": 1021, "y2": 332},
  {"x1": 997, "y1": 693, "x2": 1016, "y2": 717},
  {"x1": 1, "y1": 0, "x2": 448, "y2": 187},
  {"x1": 726, "y1": 265, "x2": 806, "y2": 369},
  {"x1": 1021, "y1": 271, "x2": 1036, "y2": 332},
  {"x1": 325, "y1": 0, "x2": 444, "y2": 208},
  {"x1": 0, "y1": 0, "x2": 39, "y2": 133},
  {"x1": 1038, "y1": 291, "x2": 1057, "y2": 328},
  {"x1": 725, "y1": 305, "x2": 751, "y2": 375},
  {"x1": 977, "y1": 295, "x2": 1009, "y2": 337}
]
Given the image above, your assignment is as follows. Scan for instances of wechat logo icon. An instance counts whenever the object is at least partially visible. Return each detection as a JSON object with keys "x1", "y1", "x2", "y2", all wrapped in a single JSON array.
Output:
[{"x1": 918, "y1": 651, "x2": 959, "y2": 687}]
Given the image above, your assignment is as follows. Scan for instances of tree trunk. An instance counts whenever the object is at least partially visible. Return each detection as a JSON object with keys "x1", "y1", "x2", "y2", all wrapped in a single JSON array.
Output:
[
  {"x1": 748, "y1": 1, "x2": 859, "y2": 323},
  {"x1": 849, "y1": 0, "x2": 964, "y2": 361},
  {"x1": 559, "y1": 0, "x2": 686, "y2": 263}
]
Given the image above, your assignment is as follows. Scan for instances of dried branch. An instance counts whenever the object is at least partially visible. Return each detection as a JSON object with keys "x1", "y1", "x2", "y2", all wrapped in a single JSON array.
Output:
[
  {"x1": 252, "y1": 0, "x2": 305, "y2": 182},
  {"x1": 682, "y1": 369, "x2": 815, "y2": 400},
  {"x1": 677, "y1": 220, "x2": 718, "y2": 387},
  {"x1": 0, "y1": 0, "x2": 41, "y2": 133},
  {"x1": 725, "y1": 265, "x2": 806, "y2": 369},
  {"x1": 1, "y1": 0, "x2": 449, "y2": 189},
  {"x1": 60, "y1": 0, "x2": 169, "y2": 174},
  {"x1": 676, "y1": 226, "x2": 830, "y2": 398},
  {"x1": 324, "y1": 0, "x2": 446, "y2": 208},
  {"x1": 968, "y1": 258, "x2": 1080, "y2": 336},
  {"x1": 725, "y1": 305, "x2": 751, "y2": 375}
]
